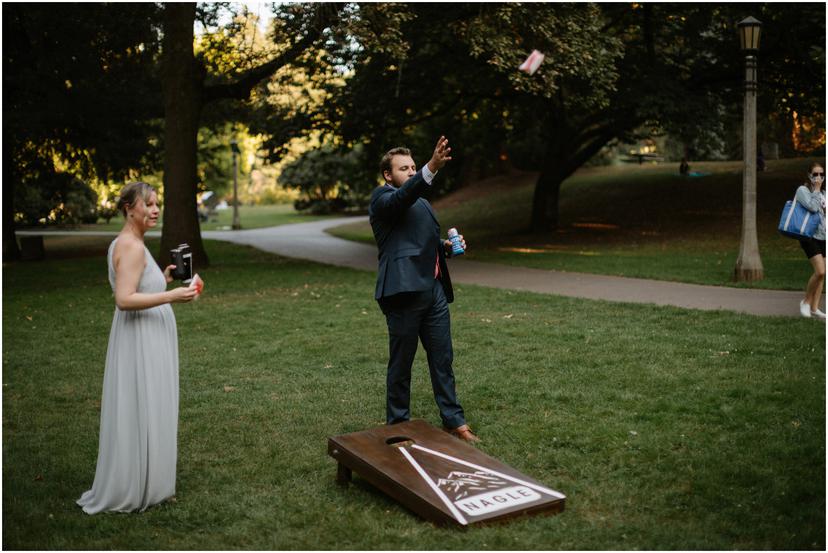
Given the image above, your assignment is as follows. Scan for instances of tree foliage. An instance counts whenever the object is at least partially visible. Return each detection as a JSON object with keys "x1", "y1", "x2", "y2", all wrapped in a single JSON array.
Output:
[
  {"x1": 278, "y1": 144, "x2": 364, "y2": 211},
  {"x1": 3, "y1": 3, "x2": 163, "y2": 257},
  {"x1": 322, "y1": 3, "x2": 825, "y2": 231},
  {"x1": 460, "y1": 3, "x2": 622, "y2": 110},
  {"x1": 11, "y1": 150, "x2": 98, "y2": 226},
  {"x1": 4, "y1": 2, "x2": 345, "y2": 265},
  {"x1": 4, "y1": 2, "x2": 824, "y2": 261},
  {"x1": 3, "y1": 3, "x2": 163, "y2": 181}
]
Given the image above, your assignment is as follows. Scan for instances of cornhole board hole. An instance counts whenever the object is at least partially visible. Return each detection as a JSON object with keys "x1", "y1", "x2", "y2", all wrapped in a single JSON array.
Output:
[{"x1": 328, "y1": 419, "x2": 565, "y2": 526}]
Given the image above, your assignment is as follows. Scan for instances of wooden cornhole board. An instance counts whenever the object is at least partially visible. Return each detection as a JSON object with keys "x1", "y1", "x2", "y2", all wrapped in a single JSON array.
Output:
[{"x1": 328, "y1": 419, "x2": 565, "y2": 526}]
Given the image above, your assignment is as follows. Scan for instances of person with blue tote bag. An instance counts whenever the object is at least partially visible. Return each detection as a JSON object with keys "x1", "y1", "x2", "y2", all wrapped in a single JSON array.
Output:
[{"x1": 795, "y1": 162, "x2": 826, "y2": 319}]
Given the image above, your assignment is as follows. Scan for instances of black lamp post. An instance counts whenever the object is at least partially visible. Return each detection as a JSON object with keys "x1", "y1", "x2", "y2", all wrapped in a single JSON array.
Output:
[
  {"x1": 230, "y1": 139, "x2": 241, "y2": 230},
  {"x1": 734, "y1": 16, "x2": 763, "y2": 282}
]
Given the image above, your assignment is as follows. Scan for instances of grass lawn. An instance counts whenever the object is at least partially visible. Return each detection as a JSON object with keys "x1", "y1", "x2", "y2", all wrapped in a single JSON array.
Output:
[
  {"x1": 3, "y1": 237, "x2": 824, "y2": 549},
  {"x1": 328, "y1": 158, "x2": 823, "y2": 290},
  {"x1": 37, "y1": 203, "x2": 332, "y2": 233}
]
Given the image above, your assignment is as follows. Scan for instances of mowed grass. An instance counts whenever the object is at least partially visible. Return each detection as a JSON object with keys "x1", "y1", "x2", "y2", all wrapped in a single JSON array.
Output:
[
  {"x1": 328, "y1": 158, "x2": 822, "y2": 290},
  {"x1": 44, "y1": 203, "x2": 331, "y2": 232},
  {"x1": 3, "y1": 237, "x2": 825, "y2": 550},
  {"x1": 199, "y1": 204, "x2": 333, "y2": 231}
]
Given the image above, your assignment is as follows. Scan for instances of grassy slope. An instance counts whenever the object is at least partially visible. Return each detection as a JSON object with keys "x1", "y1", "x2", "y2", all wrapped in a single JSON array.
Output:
[
  {"x1": 3, "y1": 237, "x2": 824, "y2": 549},
  {"x1": 327, "y1": 158, "x2": 823, "y2": 290}
]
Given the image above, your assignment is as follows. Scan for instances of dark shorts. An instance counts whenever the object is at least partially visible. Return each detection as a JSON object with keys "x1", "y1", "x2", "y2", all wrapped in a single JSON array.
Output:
[{"x1": 799, "y1": 238, "x2": 826, "y2": 259}]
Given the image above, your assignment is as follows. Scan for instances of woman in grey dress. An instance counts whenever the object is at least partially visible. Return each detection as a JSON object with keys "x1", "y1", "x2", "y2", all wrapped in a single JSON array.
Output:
[{"x1": 78, "y1": 182, "x2": 197, "y2": 514}]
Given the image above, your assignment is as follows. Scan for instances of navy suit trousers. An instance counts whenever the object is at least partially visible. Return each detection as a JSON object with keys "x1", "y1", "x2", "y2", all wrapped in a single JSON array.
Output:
[{"x1": 378, "y1": 279, "x2": 466, "y2": 429}]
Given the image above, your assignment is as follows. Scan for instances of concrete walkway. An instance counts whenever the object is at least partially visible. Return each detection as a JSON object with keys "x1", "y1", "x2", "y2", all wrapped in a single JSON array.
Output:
[{"x1": 19, "y1": 218, "x2": 822, "y2": 318}]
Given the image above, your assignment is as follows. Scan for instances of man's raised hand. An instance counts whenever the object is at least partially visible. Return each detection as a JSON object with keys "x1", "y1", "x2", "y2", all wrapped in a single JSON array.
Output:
[{"x1": 427, "y1": 136, "x2": 452, "y2": 173}]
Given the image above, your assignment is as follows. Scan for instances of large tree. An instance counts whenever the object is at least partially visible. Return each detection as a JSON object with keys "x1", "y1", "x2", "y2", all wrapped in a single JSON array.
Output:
[
  {"x1": 4, "y1": 3, "x2": 344, "y2": 266},
  {"x1": 325, "y1": 3, "x2": 825, "y2": 232},
  {"x1": 159, "y1": 3, "x2": 344, "y2": 267}
]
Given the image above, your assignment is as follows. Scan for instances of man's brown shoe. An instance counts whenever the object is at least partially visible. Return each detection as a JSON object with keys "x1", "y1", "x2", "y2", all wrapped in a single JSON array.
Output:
[{"x1": 444, "y1": 424, "x2": 481, "y2": 443}]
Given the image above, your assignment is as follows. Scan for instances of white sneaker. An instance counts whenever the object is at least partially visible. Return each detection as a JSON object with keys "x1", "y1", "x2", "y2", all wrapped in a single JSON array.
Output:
[
  {"x1": 800, "y1": 300, "x2": 812, "y2": 318},
  {"x1": 811, "y1": 308, "x2": 827, "y2": 320}
]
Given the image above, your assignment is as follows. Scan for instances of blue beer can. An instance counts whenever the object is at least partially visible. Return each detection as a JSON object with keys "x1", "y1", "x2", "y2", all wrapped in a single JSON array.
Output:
[{"x1": 447, "y1": 228, "x2": 465, "y2": 256}]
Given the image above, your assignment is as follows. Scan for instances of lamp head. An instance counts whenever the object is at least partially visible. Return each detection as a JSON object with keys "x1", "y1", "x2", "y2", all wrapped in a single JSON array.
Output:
[{"x1": 738, "y1": 16, "x2": 762, "y2": 53}]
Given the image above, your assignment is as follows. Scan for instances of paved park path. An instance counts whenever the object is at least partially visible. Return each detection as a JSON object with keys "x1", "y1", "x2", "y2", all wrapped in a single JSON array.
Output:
[{"x1": 22, "y1": 217, "x2": 822, "y2": 318}]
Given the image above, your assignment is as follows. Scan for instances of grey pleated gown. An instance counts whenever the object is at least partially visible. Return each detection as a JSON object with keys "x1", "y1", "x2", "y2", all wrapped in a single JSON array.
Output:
[{"x1": 77, "y1": 238, "x2": 179, "y2": 514}]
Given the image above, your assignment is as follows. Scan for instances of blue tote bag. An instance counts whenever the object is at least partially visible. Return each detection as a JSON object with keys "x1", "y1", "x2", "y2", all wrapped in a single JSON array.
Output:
[{"x1": 778, "y1": 195, "x2": 820, "y2": 239}]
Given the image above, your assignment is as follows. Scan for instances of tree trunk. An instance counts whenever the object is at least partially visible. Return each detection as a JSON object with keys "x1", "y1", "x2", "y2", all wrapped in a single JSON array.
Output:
[
  {"x1": 530, "y1": 164, "x2": 564, "y2": 233},
  {"x1": 3, "y1": 159, "x2": 20, "y2": 261},
  {"x1": 529, "y1": 122, "x2": 627, "y2": 234},
  {"x1": 160, "y1": 3, "x2": 209, "y2": 268}
]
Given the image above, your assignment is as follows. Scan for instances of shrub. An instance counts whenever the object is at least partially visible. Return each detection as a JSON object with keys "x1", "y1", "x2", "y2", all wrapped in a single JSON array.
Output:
[
  {"x1": 14, "y1": 172, "x2": 99, "y2": 226},
  {"x1": 280, "y1": 145, "x2": 371, "y2": 213}
]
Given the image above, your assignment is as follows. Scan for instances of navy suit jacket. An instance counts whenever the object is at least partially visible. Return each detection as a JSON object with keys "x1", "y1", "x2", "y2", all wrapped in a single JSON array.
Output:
[{"x1": 369, "y1": 170, "x2": 453, "y2": 303}]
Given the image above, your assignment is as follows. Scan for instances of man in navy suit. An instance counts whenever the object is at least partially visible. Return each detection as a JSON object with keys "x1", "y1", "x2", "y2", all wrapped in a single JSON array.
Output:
[{"x1": 369, "y1": 136, "x2": 479, "y2": 443}]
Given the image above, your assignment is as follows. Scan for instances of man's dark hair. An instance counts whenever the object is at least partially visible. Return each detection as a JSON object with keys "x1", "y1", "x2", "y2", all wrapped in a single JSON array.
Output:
[{"x1": 380, "y1": 147, "x2": 412, "y2": 179}]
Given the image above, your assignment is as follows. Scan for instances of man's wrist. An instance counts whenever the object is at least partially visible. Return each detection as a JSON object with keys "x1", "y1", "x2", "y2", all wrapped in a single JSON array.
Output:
[{"x1": 422, "y1": 163, "x2": 438, "y2": 184}]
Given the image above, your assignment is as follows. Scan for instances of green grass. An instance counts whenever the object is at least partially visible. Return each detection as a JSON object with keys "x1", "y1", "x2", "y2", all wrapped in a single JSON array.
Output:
[
  {"x1": 198, "y1": 204, "x2": 334, "y2": 230},
  {"x1": 3, "y1": 237, "x2": 825, "y2": 549},
  {"x1": 327, "y1": 158, "x2": 823, "y2": 290},
  {"x1": 39, "y1": 204, "x2": 332, "y2": 232}
]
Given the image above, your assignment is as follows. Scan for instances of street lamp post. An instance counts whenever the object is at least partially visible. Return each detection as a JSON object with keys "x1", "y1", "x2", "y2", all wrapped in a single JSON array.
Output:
[
  {"x1": 734, "y1": 16, "x2": 764, "y2": 282},
  {"x1": 231, "y1": 139, "x2": 241, "y2": 230}
]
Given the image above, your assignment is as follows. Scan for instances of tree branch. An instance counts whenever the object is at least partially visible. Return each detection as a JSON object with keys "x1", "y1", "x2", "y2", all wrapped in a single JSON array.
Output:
[
  {"x1": 405, "y1": 98, "x2": 464, "y2": 126},
  {"x1": 203, "y1": 37, "x2": 314, "y2": 103},
  {"x1": 203, "y1": 5, "x2": 342, "y2": 104},
  {"x1": 566, "y1": 125, "x2": 634, "y2": 177}
]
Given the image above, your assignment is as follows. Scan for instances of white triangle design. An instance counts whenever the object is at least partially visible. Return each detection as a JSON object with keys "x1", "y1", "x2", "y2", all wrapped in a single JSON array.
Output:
[{"x1": 411, "y1": 444, "x2": 566, "y2": 500}]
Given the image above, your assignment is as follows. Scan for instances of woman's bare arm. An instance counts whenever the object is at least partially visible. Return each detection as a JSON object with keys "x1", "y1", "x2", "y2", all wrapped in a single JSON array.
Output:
[{"x1": 113, "y1": 239, "x2": 196, "y2": 310}]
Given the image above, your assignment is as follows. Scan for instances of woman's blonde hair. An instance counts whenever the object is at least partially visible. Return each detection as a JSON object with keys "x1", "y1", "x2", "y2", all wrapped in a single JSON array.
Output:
[{"x1": 116, "y1": 181, "x2": 155, "y2": 217}]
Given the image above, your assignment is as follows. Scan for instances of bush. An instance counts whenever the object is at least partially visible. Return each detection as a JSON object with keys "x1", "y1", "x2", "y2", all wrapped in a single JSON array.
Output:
[
  {"x1": 14, "y1": 172, "x2": 99, "y2": 226},
  {"x1": 62, "y1": 179, "x2": 99, "y2": 224},
  {"x1": 97, "y1": 204, "x2": 120, "y2": 224},
  {"x1": 280, "y1": 145, "x2": 371, "y2": 208}
]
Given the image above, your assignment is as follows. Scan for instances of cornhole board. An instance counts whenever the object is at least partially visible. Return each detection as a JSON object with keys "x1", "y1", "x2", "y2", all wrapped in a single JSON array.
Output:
[{"x1": 328, "y1": 419, "x2": 565, "y2": 526}]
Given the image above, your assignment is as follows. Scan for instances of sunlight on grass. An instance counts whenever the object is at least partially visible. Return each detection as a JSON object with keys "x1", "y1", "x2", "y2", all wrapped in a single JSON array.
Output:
[{"x1": 498, "y1": 246, "x2": 602, "y2": 256}]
